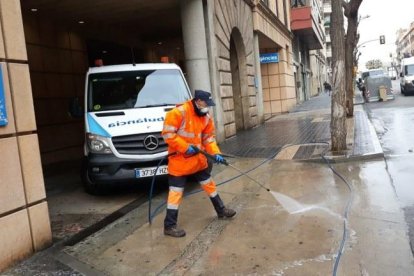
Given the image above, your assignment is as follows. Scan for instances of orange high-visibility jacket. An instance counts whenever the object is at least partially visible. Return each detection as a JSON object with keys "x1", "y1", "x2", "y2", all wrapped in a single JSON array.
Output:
[{"x1": 162, "y1": 100, "x2": 221, "y2": 176}]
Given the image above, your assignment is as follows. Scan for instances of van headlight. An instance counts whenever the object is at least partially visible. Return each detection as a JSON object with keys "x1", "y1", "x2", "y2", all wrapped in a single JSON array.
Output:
[{"x1": 87, "y1": 133, "x2": 112, "y2": 154}]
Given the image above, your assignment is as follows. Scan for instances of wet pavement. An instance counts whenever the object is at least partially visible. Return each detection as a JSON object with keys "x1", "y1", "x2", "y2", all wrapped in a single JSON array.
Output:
[
  {"x1": 4, "y1": 92, "x2": 414, "y2": 275},
  {"x1": 367, "y1": 82, "x2": 414, "y2": 254},
  {"x1": 60, "y1": 159, "x2": 413, "y2": 275},
  {"x1": 43, "y1": 161, "x2": 144, "y2": 242}
]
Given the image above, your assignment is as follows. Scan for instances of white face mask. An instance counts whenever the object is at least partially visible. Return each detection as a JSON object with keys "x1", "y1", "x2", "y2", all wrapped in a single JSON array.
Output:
[
  {"x1": 200, "y1": 107, "x2": 209, "y2": 114},
  {"x1": 196, "y1": 102, "x2": 210, "y2": 114}
]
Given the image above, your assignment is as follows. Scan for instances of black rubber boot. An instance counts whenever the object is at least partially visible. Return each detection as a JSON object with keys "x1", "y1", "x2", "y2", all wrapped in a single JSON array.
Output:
[
  {"x1": 210, "y1": 195, "x2": 236, "y2": 219},
  {"x1": 218, "y1": 207, "x2": 236, "y2": 219},
  {"x1": 164, "y1": 226, "x2": 186, "y2": 238},
  {"x1": 164, "y1": 209, "x2": 186, "y2": 237}
]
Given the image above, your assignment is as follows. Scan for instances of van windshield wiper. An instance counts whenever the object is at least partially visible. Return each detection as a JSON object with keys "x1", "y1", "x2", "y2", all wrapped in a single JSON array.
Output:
[{"x1": 136, "y1": 103, "x2": 177, "y2": 108}]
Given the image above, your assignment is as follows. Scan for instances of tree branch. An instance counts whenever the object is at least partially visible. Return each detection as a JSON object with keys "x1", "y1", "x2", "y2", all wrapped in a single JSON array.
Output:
[
  {"x1": 343, "y1": 0, "x2": 350, "y2": 16},
  {"x1": 350, "y1": 0, "x2": 363, "y2": 17}
]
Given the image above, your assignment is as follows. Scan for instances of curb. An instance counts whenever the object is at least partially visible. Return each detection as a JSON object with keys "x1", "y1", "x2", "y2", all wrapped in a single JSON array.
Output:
[{"x1": 303, "y1": 104, "x2": 384, "y2": 164}]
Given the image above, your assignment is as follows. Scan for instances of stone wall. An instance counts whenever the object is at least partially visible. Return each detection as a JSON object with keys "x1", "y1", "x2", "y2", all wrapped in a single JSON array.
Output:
[
  {"x1": 213, "y1": 0, "x2": 256, "y2": 138},
  {"x1": 261, "y1": 47, "x2": 296, "y2": 116},
  {"x1": 0, "y1": 0, "x2": 51, "y2": 271},
  {"x1": 252, "y1": 2, "x2": 296, "y2": 117},
  {"x1": 22, "y1": 12, "x2": 88, "y2": 165}
]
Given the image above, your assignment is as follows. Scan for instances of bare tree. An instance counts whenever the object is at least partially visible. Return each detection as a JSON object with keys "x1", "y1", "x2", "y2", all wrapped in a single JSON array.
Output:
[
  {"x1": 344, "y1": 0, "x2": 363, "y2": 117},
  {"x1": 365, "y1": 59, "x2": 383, "y2": 69},
  {"x1": 330, "y1": 0, "x2": 347, "y2": 151}
]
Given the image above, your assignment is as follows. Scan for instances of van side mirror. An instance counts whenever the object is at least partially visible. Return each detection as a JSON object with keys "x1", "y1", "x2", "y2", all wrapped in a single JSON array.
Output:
[
  {"x1": 68, "y1": 97, "x2": 84, "y2": 118},
  {"x1": 400, "y1": 72, "x2": 403, "y2": 77}
]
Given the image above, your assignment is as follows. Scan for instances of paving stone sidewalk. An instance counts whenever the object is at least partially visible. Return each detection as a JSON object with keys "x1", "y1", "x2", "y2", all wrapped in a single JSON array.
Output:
[{"x1": 220, "y1": 91, "x2": 383, "y2": 161}]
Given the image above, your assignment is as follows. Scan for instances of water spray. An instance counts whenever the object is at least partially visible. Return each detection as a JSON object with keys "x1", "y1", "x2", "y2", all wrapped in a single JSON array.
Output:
[{"x1": 197, "y1": 149, "x2": 271, "y2": 193}]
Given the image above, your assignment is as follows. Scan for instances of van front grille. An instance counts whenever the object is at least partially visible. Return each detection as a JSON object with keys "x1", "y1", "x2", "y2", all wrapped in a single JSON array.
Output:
[{"x1": 112, "y1": 132, "x2": 167, "y2": 155}]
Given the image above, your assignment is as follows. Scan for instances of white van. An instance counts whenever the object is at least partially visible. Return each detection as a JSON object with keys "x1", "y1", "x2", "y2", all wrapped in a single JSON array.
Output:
[
  {"x1": 82, "y1": 63, "x2": 192, "y2": 194},
  {"x1": 400, "y1": 57, "x2": 414, "y2": 95}
]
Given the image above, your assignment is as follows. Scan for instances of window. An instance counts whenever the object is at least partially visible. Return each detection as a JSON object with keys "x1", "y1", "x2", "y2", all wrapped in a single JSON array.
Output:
[
  {"x1": 405, "y1": 65, "x2": 414, "y2": 76},
  {"x1": 291, "y1": 0, "x2": 306, "y2": 7},
  {"x1": 261, "y1": 0, "x2": 269, "y2": 6},
  {"x1": 275, "y1": 0, "x2": 279, "y2": 17},
  {"x1": 282, "y1": 0, "x2": 288, "y2": 25}
]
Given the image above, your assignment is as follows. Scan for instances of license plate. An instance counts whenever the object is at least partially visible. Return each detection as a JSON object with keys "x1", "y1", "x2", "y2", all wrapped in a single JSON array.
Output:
[{"x1": 135, "y1": 165, "x2": 168, "y2": 178}]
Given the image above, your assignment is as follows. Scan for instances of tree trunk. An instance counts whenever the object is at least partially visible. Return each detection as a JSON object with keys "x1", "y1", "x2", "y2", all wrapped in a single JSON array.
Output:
[
  {"x1": 330, "y1": 0, "x2": 347, "y2": 151},
  {"x1": 344, "y1": 0, "x2": 363, "y2": 117}
]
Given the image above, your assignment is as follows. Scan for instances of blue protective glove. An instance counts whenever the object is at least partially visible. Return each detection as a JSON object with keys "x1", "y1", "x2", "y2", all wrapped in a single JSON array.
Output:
[
  {"x1": 185, "y1": 145, "x2": 198, "y2": 155},
  {"x1": 215, "y1": 154, "x2": 225, "y2": 164}
]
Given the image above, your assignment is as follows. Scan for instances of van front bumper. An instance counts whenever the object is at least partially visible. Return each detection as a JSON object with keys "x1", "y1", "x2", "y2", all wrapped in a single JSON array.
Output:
[
  {"x1": 85, "y1": 153, "x2": 168, "y2": 184},
  {"x1": 403, "y1": 82, "x2": 414, "y2": 93}
]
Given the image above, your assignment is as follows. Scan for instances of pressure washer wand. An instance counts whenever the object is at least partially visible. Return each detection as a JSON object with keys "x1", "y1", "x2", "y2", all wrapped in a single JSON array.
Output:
[
  {"x1": 225, "y1": 162, "x2": 270, "y2": 192},
  {"x1": 197, "y1": 149, "x2": 271, "y2": 192}
]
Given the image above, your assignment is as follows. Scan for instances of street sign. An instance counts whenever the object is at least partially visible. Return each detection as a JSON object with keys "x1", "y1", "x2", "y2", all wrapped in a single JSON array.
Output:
[
  {"x1": 0, "y1": 66, "x2": 7, "y2": 127},
  {"x1": 260, "y1": 53, "x2": 279, "y2": 64}
]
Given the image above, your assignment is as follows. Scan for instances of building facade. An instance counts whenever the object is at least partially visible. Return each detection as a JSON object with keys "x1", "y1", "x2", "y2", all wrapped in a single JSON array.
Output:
[
  {"x1": 253, "y1": 0, "x2": 296, "y2": 118},
  {"x1": 290, "y1": 0, "x2": 325, "y2": 102},
  {"x1": 322, "y1": 0, "x2": 332, "y2": 72},
  {"x1": 396, "y1": 21, "x2": 414, "y2": 65},
  {"x1": 0, "y1": 0, "x2": 295, "y2": 270}
]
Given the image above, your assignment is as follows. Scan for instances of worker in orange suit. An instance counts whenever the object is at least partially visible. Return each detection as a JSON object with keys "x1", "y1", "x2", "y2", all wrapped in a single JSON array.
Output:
[{"x1": 162, "y1": 90, "x2": 236, "y2": 238}]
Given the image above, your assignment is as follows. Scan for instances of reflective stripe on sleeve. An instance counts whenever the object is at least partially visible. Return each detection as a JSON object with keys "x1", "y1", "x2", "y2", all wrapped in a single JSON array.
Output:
[
  {"x1": 179, "y1": 118, "x2": 186, "y2": 133},
  {"x1": 203, "y1": 136, "x2": 216, "y2": 143},
  {"x1": 177, "y1": 129, "x2": 195, "y2": 138},
  {"x1": 162, "y1": 133, "x2": 176, "y2": 140},
  {"x1": 209, "y1": 191, "x2": 218, "y2": 198},
  {"x1": 163, "y1": 125, "x2": 177, "y2": 132}
]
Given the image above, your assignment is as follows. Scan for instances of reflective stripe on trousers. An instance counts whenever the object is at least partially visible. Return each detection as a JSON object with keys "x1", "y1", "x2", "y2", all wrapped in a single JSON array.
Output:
[{"x1": 164, "y1": 168, "x2": 218, "y2": 228}]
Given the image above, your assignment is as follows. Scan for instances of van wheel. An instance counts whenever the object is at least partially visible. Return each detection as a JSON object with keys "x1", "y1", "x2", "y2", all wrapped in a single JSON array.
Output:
[{"x1": 81, "y1": 159, "x2": 105, "y2": 195}]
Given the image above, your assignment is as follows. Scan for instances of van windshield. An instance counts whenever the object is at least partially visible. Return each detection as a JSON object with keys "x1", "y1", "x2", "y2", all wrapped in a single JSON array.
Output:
[
  {"x1": 405, "y1": 65, "x2": 414, "y2": 76},
  {"x1": 87, "y1": 69, "x2": 191, "y2": 112}
]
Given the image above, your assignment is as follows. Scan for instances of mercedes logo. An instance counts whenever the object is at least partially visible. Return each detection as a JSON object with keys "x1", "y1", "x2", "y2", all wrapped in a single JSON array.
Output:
[{"x1": 143, "y1": 135, "x2": 159, "y2": 151}]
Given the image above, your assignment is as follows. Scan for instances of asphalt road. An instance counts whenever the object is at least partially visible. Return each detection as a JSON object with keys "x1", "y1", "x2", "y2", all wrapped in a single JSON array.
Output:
[{"x1": 367, "y1": 79, "x2": 414, "y2": 253}]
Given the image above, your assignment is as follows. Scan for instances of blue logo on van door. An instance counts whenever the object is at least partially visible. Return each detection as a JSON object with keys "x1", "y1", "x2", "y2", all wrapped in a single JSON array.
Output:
[{"x1": 108, "y1": 117, "x2": 165, "y2": 128}]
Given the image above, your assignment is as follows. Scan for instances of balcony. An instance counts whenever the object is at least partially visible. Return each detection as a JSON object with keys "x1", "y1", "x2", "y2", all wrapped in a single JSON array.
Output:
[{"x1": 290, "y1": 0, "x2": 324, "y2": 50}]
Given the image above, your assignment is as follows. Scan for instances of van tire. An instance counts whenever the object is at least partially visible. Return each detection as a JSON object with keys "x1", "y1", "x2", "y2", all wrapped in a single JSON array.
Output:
[{"x1": 81, "y1": 159, "x2": 105, "y2": 195}]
